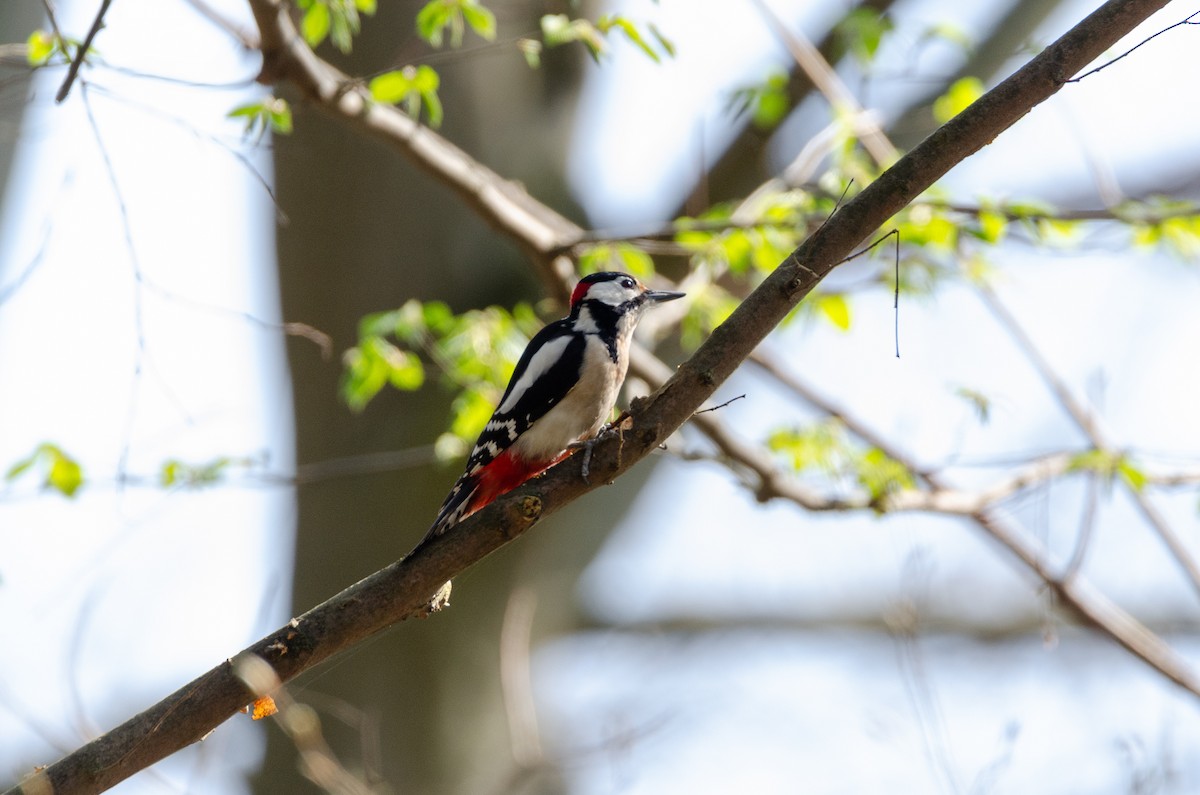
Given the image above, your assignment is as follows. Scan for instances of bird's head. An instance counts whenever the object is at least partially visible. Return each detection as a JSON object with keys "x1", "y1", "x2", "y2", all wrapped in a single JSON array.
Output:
[{"x1": 569, "y1": 272, "x2": 684, "y2": 315}]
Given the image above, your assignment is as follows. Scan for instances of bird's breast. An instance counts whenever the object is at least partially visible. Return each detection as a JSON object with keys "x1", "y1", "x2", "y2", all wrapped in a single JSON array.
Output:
[{"x1": 511, "y1": 334, "x2": 628, "y2": 463}]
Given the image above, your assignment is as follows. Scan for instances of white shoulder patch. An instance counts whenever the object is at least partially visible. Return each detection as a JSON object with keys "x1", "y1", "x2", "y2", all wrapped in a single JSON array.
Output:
[
  {"x1": 497, "y1": 335, "x2": 572, "y2": 414},
  {"x1": 573, "y1": 306, "x2": 599, "y2": 333}
]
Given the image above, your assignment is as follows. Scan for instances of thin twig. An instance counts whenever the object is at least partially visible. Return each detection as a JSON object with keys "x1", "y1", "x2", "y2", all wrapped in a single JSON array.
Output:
[
  {"x1": 1068, "y1": 9, "x2": 1200, "y2": 83},
  {"x1": 694, "y1": 394, "x2": 746, "y2": 415},
  {"x1": 180, "y1": 0, "x2": 260, "y2": 49},
  {"x1": 1061, "y1": 474, "x2": 1099, "y2": 582}
]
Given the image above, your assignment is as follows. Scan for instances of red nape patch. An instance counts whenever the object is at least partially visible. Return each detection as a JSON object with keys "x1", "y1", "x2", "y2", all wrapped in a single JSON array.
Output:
[
  {"x1": 570, "y1": 279, "x2": 591, "y2": 308},
  {"x1": 467, "y1": 449, "x2": 570, "y2": 515}
]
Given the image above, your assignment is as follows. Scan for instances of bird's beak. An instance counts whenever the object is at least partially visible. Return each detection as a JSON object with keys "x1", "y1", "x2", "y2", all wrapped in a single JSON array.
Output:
[{"x1": 643, "y1": 289, "x2": 685, "y2": 304}]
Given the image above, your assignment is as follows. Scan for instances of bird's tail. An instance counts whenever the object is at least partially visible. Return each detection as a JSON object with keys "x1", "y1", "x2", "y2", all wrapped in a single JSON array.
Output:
[
  {"x1": 419, "y1": 448, "x2": 565, "y2": 547},
  {"x1": 422, "y1": 472, "x2": 480, "y2": 545}
]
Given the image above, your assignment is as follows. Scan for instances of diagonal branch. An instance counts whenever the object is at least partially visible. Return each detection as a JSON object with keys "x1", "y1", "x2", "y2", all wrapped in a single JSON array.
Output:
[
  {"x1": 54, "y1": 0, "x2": 112, "y2": 103},
  {"x1": 10, "y1": 1, "x2": 1175, "y2": 792}
]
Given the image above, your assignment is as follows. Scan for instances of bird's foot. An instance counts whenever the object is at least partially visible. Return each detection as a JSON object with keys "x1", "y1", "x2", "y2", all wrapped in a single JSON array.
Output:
[{"x1": 571, "y1": 412, "x2": 633, "y2": 485}]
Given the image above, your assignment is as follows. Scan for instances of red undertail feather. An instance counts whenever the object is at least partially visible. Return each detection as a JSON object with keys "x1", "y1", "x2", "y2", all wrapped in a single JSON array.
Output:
[{"x1": 467, "y1": 448, "x2": 570, "y2": 516}]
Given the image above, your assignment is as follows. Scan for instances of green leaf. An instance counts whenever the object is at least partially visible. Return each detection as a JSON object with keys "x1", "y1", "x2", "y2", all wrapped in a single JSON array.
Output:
[
  {"x1": 541, "y1": 14, "x2": 605, "y2": 60},
  {"x1": 1067, "y1": 448, "x2": 1145, "y2": 492},
  {"x1": 932, "y1": 76, "x2": 984, "y2": 123},
  {"x1": 161, "y1": 460, "x2": 180, "y2": 487},
  {"x1": 517, "y1": 38, "x2": 542, "y2": 68},
  {"x1": 976, "y1": 207, "x2": 1008, "y2": 244},
  {"x1": 767, "y1": 420, "x2": 847, "y2": 474},
  {"x1": 422, "y1": 300, "x2": 455, "y2": 333},
  {"x1": 301, "y1": 3, "x2": 332, "y2": 46},
  {"x1": 1132, "y1": 222, "x2": 1161, "y2": 249},
  {"x1": 387, "y1": 349, "x2": 426, "y2": 391},
  {"x1": 539, "y1": 13, "x2": 571, "y2": 45},
  {"x1": 598, "y1": 14, "x2": 661, "y2": 62},
  {"x1": 816, "y1": 293, "x2": 851, "y2": 331},
  {"x1": 460, "y1": 2, "x2": 496, "y2": 41},
  {"x1": 1161, "y1": 215, "x2": 1200, "y2": 258},
  {"x1": 382, "y1": 301, "x2": 427, "y2": 344},
  {"x1": 855, "y1": 448, "x2": 914, "y2": 502},
  {"x1": 297, "y1": 0, "x2": 373, "y2": 52},
  {"x1": 897, "y1": 206, "x2": 958, "y2": 251},
  {"x1": 341, "y1": 339, "x2": 394, "y2": 412},
  {"x1": 5, "y1": 452, "x2": 37, "y2": 481},
  {"x1": 730, "y1": 69, "x2": 790, "y2": 130},
  {"x1": 369, "y1": 66, "x2": 443, "y2": 127},
  {"x1": 265, "y1": 97, "x2": 293, "y2": 134},
  {"x1": 648, "y1": 24, "x2": 676, "y2": 57},
  {"x1": 7, "y1": 444, "x2": 84, "y2": 498},
  {"x1": 953, "y1": 386, "x2": 991, "y2": 423},
  {"x1": 450, "y1": 387, "x2": 496, "y2": 441},
  {"x1": 48, "y1": 452, "x2": 83, "y2": 497},
  {"x1": 837, "y1": 8, "x2": 894, "y2": 65},
  {"x1": 226, "y1": 97, "x2": 293, "y2": 137},
  {"x1": 1117, "y1": 459, "x2": 1147, "y2": 492},
  {"x1": 417, "y1": 0, "x2": 452, "y2": 46},
  {"x1": 418, "y1": 0, "x2": 494, "y2": 47},
  {"x1": 369, "y1": 70, "x2": 414, "y2": 104},
  {"x1": 26, "y1": 29, "x2": 56, "y2": 66}
]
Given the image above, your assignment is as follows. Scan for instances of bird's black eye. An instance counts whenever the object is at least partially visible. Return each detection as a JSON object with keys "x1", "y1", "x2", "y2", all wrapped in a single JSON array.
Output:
[{"x1": 621, "y1": 277, "x2": 635, "y2": 289}]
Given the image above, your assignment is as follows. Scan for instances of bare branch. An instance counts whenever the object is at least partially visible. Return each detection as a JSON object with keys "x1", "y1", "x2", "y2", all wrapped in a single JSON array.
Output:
[{"x1": 55, "y1": 0, "x2": 112, "y2": 103}]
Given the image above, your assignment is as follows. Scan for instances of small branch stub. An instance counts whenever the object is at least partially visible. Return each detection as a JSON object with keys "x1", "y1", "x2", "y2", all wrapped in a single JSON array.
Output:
[{"x1": 518, "y1": 495, "x2": 543, "y2": 522}]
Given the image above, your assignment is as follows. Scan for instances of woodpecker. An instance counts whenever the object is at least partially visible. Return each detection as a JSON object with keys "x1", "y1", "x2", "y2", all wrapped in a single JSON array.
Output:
[{"x1": 423, "y1": 271, "x2": 684, "y2": 542}]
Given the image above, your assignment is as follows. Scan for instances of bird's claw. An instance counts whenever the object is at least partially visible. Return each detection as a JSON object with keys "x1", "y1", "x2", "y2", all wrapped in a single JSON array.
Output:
[
  {"x1": 579, "y1": 437, "x2": 596, "y2": 485},
  {"x1": 573, "y1": 414, "x2": 632, "y2": 486}
]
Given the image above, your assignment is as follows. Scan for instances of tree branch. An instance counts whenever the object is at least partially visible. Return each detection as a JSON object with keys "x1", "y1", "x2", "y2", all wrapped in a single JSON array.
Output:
[
  {"x1": 10, "y1": 0, "x2": 1175, "y2": 792},
  {"x1": 976, "y1": 285, "x2": 1200, "y2": 599},
  {"x1": 54, "y1": 0, "x2": 112, "y2": 103}
]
